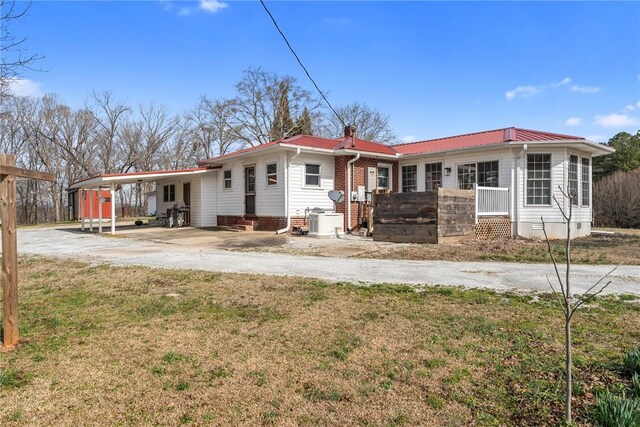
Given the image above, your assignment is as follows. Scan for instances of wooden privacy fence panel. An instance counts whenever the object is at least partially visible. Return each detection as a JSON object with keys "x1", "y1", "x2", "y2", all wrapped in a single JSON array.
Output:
[{"x1": 372, "y1": 188, "x2": 475, "y2": 244}]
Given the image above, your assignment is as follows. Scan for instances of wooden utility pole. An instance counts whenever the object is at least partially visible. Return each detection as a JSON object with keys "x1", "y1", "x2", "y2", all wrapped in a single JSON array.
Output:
[{"x1": 0, "y1": 154, "x2": 55, "y2": 349}]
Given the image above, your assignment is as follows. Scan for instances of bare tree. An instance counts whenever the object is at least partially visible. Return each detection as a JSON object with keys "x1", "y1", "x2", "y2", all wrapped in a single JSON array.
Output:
[
  {"x1": 0, "y1": 0, "x2": 43, "y2": 101},
  {"x1": 321, "y1": 102, "x2": 396, "y2": 144},
  {"x1": 89, "y1": 90, "x2": 131, "y2": 173},
  {"x1": 230, "y1": 67, "x2": 320, "y2": 146},
  {"x1": 541, "y1": 186, "x2": 618, "y2": 424},
  {"x1": 188, "y1": 96, "x2": 240, "y2": 159}
]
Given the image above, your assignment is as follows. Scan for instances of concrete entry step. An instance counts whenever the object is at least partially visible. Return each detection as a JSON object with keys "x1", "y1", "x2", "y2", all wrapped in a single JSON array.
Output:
[
  {"x1": 237, "y1": 219, "x2": 259, "y2": 228},
  {"x1": 232, "y1": 224, "x2": 254, "y2": 232}
]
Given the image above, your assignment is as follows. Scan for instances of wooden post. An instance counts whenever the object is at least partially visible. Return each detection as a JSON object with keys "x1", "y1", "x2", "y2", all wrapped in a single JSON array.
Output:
[
  {"x1": 0, "y1": 155, "x2": 55, "y2": 350},
  {"x1": 89, "y1": 188, "x2": 94, "y2": 232},
  {"x1": 0, "y1": 154, "x2": 19, "y2": 348},
  {"x1": 80, "y1": 188, "x2": 85, "y2": 231},
  {"x1": 98, "y1": 187, "x2": 103, "y2": 233}
]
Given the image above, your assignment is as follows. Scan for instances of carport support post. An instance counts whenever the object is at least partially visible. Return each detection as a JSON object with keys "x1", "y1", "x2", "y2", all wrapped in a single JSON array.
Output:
[
  {"x1": 89, "y1": 188, "x2": 94, "y2": 232},
  {"x1": 98, "y1": 187, "x2": 103, "y2": 233},
  {"x1": 110, "y1": 183, "x2": 116, "y2": 235},
  {"x1": 80, "y1": 188, "x2": 85, "y2": 231}
]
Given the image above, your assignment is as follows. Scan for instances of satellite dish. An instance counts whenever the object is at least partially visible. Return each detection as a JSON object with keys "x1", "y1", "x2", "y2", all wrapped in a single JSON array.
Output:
[{"x1": 328, "y1": 190, "x2": 344, "y2": 203}]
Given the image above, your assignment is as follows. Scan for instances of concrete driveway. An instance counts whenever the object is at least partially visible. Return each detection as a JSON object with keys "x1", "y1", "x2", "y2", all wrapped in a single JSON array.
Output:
[{"x1": 9, "y1": 227, "x2": 640, "y2": 296}]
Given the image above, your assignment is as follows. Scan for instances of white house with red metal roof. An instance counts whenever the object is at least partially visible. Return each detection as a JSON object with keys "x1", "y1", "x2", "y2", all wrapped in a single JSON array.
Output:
[{"x1": 69, "y1": 126, "x2": 613, "y2": 239}]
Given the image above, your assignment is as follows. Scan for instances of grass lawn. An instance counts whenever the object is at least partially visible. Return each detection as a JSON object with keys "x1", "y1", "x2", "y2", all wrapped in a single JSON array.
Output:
[{"x1": 1, "y1": 258, "x2": 639, "y2": 426}]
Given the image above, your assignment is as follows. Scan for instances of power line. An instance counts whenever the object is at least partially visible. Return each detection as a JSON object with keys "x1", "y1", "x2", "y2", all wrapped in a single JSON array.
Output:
[{"x1": 259, "y1": 0, "x2": 346, "y2": 128}]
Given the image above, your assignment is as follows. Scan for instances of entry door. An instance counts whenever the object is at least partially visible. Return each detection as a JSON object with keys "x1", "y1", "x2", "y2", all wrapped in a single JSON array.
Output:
[
  {"x1": 244, "y1": 166, "x2": 256, "y2": 215},
  {"x1": 183, "y1": 183, "x2": 191, "y2": 207}
]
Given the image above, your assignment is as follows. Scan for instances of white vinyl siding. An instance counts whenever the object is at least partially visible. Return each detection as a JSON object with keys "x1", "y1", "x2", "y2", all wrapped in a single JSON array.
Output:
[{"x1": 289, "y1": 153, "x2": 334, "y2": 217}]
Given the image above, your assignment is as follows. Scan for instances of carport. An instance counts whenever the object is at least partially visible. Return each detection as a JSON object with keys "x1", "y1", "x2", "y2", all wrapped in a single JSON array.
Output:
[{"x1": 68, "y1": 168, "x2": 210, "y2": 235}]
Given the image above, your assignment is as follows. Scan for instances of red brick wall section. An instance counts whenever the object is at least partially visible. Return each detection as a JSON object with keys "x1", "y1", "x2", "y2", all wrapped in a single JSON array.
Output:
[
  {"x1": 334, "y1": 156, "x2": 399, "y2": 230},
  {"x1": 216, "y1": 215, "x2": 306, "y2": 232}
]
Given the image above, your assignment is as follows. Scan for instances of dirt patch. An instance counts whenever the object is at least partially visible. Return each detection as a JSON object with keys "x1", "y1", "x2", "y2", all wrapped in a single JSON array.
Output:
[{"x1": 235, "y1": 229, "x2": 640, "y2": 265}]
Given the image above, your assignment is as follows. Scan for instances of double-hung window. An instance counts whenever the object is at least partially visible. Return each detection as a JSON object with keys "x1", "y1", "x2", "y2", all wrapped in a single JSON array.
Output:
[
  {"x1": 457, "y1": 163, "x2": 476, "y2": 190},
  {"x1": 568, "y1": 155, "x2": 578, "y2": 206},
  {"x1": 305, "y1": 164, "x2": 321, "y2": 187},
  {"x1": 425, "y1": 162, "x2": 442, "y2": 191},
  {"x1": 401, "y1": 165, "x2": 417, "y2": 192},
  {"x1": 266, "y1": 163, "x2": 277, "y2": 186},
  {"x1": 223, "y1": 170, "x2": 232, "y2": 189},
  {"x1": 581, "y1": 158, "x2": 590, "y2": 206},
  {"x1": 477, "y1": 161, "x2": 499, "y2": 187},
  {"x1": 377, "y1": 166, "x2": 390, "y2": 190},
  {"x1": 163, "y1": 184, "x2": 175, "y2": 203},
  {"x1": 526, "y1": 154, "x2": 551, "y2": 205}
]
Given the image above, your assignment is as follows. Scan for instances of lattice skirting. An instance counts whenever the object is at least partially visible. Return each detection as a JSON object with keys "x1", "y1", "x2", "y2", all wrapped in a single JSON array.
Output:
[{"x1": 475, "y1": 216, "x2": 512, "y2": 240}]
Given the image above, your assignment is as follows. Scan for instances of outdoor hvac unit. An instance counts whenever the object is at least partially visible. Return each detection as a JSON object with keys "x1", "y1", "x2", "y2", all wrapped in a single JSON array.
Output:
[{"x1": 308, "y1": 212, "x2": 344, "y2": 237}]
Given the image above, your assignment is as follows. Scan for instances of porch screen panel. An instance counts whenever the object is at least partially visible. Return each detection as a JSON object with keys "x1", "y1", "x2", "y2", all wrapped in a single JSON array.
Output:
[
  {"x1": 581, "y1": 157, "x2": 590, "y2": 206},
  {"x1": 401, "y1": 165, "x2": 417, "y2": 192},
  {"x1": 424, "y1": 162, "x2": 442, "y2": 191},
  {"x1": 568, "y1": 155, "x2": 578, "y2": 206},
  {"x1": 526, "y1": 154, "x2": 551, "y2": 205},
  {"x1": 457, "y1": 163, "x2": 476, "y2": 190},
  {"x1": 477, "y1": 161, "x2": 499, "y2": 187}
]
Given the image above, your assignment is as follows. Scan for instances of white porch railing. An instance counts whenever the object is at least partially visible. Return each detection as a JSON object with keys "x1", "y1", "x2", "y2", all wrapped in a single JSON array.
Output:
[{"x1": 475, "y1": 186, "x2": 510, "y2": 221}]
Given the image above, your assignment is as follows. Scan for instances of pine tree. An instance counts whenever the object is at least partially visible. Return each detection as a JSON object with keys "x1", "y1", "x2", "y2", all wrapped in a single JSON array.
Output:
[
  {"x1": 292, "y1": 107, "x2": 312, "y2": 136},
  {"x1": 269, "y1": 81, "x2": 295, "y2": 140}
]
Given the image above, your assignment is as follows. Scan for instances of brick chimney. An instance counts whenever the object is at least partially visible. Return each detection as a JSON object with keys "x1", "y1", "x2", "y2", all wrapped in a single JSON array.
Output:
[{"x1": 344, "y1": 125, "x2": 357, "y2": 148}]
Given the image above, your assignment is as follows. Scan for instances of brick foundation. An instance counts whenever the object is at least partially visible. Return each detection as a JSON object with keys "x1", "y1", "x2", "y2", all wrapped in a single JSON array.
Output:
[
  {"x1": 216, "y1": 215, "x2": 307, "y2": 232},
  {"x1": 334, "y1": 156, "x2": 399, "y2": 230}
]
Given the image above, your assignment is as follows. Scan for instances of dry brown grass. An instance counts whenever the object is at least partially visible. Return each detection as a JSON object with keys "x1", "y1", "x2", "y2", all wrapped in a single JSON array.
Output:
[{"x1": 1, "y1": 257, "x2": 639, "y2": 426}]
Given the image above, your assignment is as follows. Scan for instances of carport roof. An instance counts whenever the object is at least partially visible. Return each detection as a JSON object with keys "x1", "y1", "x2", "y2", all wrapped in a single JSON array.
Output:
[{"x1": 69, "y1": 167, "x2": 212, "y2": 189}]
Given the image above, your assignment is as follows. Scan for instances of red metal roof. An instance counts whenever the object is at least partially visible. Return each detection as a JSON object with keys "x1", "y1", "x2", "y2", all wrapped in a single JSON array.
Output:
[
  {"x1": 394, "y1": 127, "x2": 585, "y2": 155},
  {"x1": 198, "y1": 127, "x2": 587, "y2": 164},
  {"x1": 198, "y1": 135, "x2": 396, "y2": 165}
]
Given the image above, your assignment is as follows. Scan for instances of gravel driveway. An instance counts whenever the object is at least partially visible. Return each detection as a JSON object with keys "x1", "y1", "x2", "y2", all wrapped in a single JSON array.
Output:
[{"x1": 9, "y1": 227, "x2": 640, "y2": 296}]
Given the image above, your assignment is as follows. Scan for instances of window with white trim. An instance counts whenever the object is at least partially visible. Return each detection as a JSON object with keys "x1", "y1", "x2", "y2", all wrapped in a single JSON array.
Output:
[
  {"x1": 223, "y1": 170, "x2": 232, "y2": 189},
  {"x1": 457, "y1": 163, "x2": 476, "y2": 190},
  {"x1": 401, "y1": 165, "x2": 417, "y2": 192},
  {"x1": 425, "y1": 162, "x2": 442, "y2": 191},
  {"x1": 305, "y1": 164, "x2": 321, "y2": 187},
  {"x1": 377, "y1": 165, "x2": 390, "y2": 189},
  {"x1": 581, "y1": 157, "x2": 590, "y2": 206},
  {"x1": 568, "y1": 155, "x2": 578, "y2": 206},
  {"x1": 163, "y1": 184, "x2": 175, "y2": 203},
  {"x1": 266, "y1": 163, "x2": 277, "y2": 186},
  {"x1": 477, "y1": 161, "x2": 499, "y2": 187},
  {"x1": 526, "y1": 154, "x2": 551, "y2": 205}
]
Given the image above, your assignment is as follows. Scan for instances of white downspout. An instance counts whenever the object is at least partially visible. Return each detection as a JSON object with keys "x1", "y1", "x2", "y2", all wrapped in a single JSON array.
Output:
[
  {"x1": 346, "y1": 153, "x2": 360, "y2": 232},
  {"x1": 515, "y1": 144, "x2": 527, "y2": 238},
  {"x1": 276, "y1": 147, "x2": 301, "y2": 234}
]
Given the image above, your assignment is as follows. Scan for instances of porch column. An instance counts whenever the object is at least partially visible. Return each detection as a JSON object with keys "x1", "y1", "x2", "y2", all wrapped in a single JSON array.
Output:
[
  {"x1": 89, "y1": 188, "x2": 94, "y2": 232},
  {"x1": 98, "y1": 187, "x2": 103, "y2": 233},
  {"x1": 80, "y1": 188, "x2": 85, "y2": 231},
  {"x1": 110, "y1": 183, "x2": 116, "y2": 235}
]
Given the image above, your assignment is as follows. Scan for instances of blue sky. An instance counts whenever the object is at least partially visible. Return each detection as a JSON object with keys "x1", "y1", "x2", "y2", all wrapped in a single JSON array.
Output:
[{"x1": 10, "y1": 1, "x2": 640, "y2": 143}]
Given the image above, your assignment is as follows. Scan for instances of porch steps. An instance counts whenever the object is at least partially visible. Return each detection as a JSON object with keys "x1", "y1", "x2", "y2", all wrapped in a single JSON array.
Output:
[{"x1": 231, "y1": 220, "x2": 260, "y2": 232}]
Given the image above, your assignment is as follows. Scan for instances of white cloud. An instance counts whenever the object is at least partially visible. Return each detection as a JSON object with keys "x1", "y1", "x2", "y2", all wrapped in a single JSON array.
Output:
[
  {"x1": 324, "y1": 16, "x2": 351, "y2": 26},
  {"x1": 161, "y1": 0, "x2": 227, "y2": 16},
  {"x1": 594, "y1": 113, "x2": 639, "y2": 128},
  {"x1": 553, "y1": 77, "x2": 572, "y2": 87},
  {"x1": 624, "y1": 104, "x2": 636, "y2": 112},
  {"x1": 400, "y1": 135, "x2": 416, "y2": 143},
  {"x1": 564, "y1": 117, "x2": 582, "y2": 126},
  {"x1": 505, "y1": 85, "x2": 538, "y2": 100},
  {"x1": 199, "y1": 0, "x2": 228, "y2": 13},
  {"x1": 7, "y1": 78, "x2": 42, "y2": 97},
  {"x1": 571, "y1": 85, "x2": 601, "y2": 94}
]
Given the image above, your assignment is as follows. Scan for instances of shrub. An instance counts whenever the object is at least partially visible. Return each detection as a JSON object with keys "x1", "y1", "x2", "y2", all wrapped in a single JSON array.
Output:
[
  {"x1": 624, "y1": 348, "x2": 640, "y2": 375},
  {"x1": 592, "y1": 390, "x2": 640, "y2": 427},
  {"x1": 633, "y1": 373, "x2": 640, "y2": 398}
]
